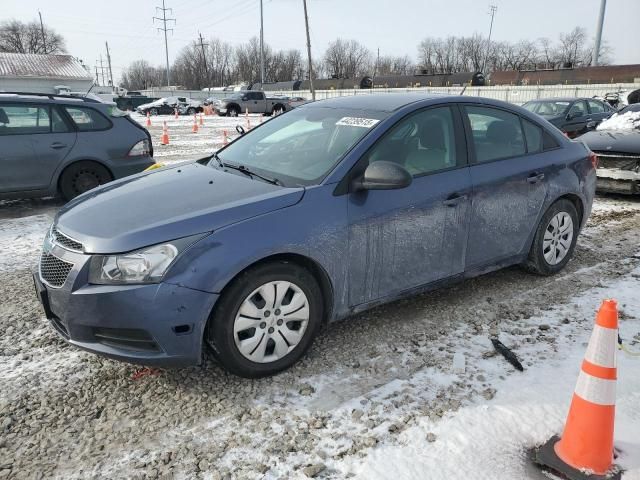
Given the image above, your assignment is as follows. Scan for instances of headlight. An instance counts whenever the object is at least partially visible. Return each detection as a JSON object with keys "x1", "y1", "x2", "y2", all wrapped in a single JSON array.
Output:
[{"x1": 88, "y1": 235, "x2": 205, "y2": 285}]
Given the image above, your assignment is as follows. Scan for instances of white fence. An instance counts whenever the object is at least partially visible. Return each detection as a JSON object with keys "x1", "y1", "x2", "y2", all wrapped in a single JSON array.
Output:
[
  {"x1": 140, "y1": 83, "x2": 639, "y2": 105},
  {"x1": 278, "y1": 83, "x2": 639, "y2": 105}
]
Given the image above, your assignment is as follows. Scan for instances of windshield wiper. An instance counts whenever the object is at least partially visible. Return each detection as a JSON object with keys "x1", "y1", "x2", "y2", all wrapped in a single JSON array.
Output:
[{"x1": 214, "y1": 156, "x2": 283, "y2": 186}]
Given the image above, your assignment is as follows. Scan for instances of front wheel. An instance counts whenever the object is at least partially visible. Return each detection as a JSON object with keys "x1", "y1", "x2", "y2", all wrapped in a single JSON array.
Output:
[
  {"x1": 227, "y1": 107, "x2": 239, "y2": 117},
  {"x1": 523, "y1": 199, "x2": 579, "y2": 275},
  {"x1": 187, "y1": 107, "x2": 196, "y2": 115},
  {"x1": 149, "y1": 108, "x2": 159, "y2": 116},
  {"x1": 206, "y1": 262, "x2": 323, "y2": 378}
]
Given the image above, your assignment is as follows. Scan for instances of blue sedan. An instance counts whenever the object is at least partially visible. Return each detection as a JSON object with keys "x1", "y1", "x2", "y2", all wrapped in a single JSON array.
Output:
[{"x1": 34, "y1": 94, "x2": 596, "y2": 377}]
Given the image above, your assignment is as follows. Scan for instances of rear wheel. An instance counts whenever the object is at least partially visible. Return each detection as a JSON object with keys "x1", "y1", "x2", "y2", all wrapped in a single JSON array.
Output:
[
  {"x1": 523, "y1": 199, "x2": 579, "y2": 275},
  {"x1": 227, "y1": 106, "x2": 240, "y2": 117},
  {"x1": 59, "y1": 161, "x2": 112, "y2": 200},
  {"x1": 187, "y1": 107, "x2": 196, "y2": 115},
  {"x1": 149, "y1": 108, "x2": 159, "y2": 116},
  {"x1": 206, "y1": 261, "x2": 323, "y2": 378}
]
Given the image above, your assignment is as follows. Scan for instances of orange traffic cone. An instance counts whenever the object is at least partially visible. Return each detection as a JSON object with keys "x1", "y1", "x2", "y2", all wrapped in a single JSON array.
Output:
[
  {"x1": 160, "y1": 121, "x2": 170, "y2": 145},
  {"x1": 535, "y1": 299, "x2": 621, "y2": 480},
  {"x1": 222, "y1": 129, "x2": 228, "y2": 145},
  {"x1": 192, "y1": 115, "x2": 199, "y2": 133},
  {"x1": 174, "y1": 108, "x2": 178, "y2": 119},
  {"x1": 199, "y1": 113, "x2": 204, "y2": 126},
  {"x1": 146, "y1": 111, "x2": 152, "y2": 127}
]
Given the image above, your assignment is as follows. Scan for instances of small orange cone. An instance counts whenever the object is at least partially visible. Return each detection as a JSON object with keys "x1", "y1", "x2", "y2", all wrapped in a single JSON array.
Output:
[
  {"x1": 222, "y1": 129, "x2": 228, "y2": 145},
  {"x1": 199, "y1": 113, "x2": 204, "y2": 126},
  {"x1": 146, "y1": 111, "x2": 152, "y2": 127},
  {"x1": 535, "y1": 299, "x2": 621, "y2": 480},
  {"x1": 192, "y1": 115, "x2": 199, "y2": 133},
  {"x1": 174, "y1": 108, "x2": 179, "y2": 119},
  {"x1": 160, "y1": 121, "x2": 170, "y2": 145}
]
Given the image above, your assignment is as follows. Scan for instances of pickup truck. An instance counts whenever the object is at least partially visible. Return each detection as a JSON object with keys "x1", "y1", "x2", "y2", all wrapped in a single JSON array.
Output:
[{"x1": 213, "y1": 91, "x2": 290, "y2": 116}]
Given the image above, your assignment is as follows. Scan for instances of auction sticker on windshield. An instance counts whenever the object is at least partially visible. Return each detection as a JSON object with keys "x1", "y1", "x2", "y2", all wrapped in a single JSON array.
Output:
[{"x1": 336, "y1": 117, "x2": 380, "y2": 128}]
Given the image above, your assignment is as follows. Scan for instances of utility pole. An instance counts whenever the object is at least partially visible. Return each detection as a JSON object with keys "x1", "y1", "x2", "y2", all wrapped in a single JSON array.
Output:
[
  {"x1": 592, "y1": 0, "x2": 607, "y2": 66},
  {"x1": 197, "y1": 32, "x2": 209, "y2": 90},
  {"x1": 153, "y1": 0, "x2": 176, "y2": 87},
  {"x1": 98, "y1": 55, "x2": 106, "y2": 86},
  {"x1": 260, "y1": 0, "x2": 265, "y2": 86},
  {"x1": 105, "y1": 42, "x2": 114, "y2": 88},
  {"x1": 38, "y1": 11, "x2": 46, "y2": 53},
  {"x1": 94, "y1": 66, "x2": 100, "y2": 85},
  {"x1": 371, "y1": 47, "x2": 380, "y2": 89},
  {"x1": 302, "y1": 0, "x2": 315, "y2": 101},
  {"x1": 481, "y1": 5, "x2": 498, "y2": 74}
]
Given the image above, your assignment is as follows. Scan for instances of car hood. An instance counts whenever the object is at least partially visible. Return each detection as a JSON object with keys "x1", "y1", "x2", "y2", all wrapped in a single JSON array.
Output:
[
  {"x1": 580, "y1": 129, "x2": 640, "y2": 154},
  {"x1": 55, "y1": 162, "x2": 305, "y2": 254}
]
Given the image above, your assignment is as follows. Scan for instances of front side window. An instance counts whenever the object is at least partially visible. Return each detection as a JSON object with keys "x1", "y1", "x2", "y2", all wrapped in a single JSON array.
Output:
[
  {"x1": 64, "y1": 106, "x2": 111, "y2": 131},
  {"x1": 216, "y1": 106, "x2": 385, "y2": 186},
  {"x1": 364, "y1": 106, "x2": 458, "y2": 177},
  {"x1": 568, "y1": 101, "x2": 587, "y2": 118},
  {"x1": 464, "y1": 106, "x2": 525, "y2": 163},
  {"x1": 587, "y1": 100, "x2": 605, "y2": 114},
  {"x1": 0, "y1": 104, "x2": 51, "y2": 135}
]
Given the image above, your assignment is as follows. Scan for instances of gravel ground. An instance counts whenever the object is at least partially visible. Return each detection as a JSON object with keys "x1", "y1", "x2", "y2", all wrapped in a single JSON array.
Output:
[{"x1": 1, "y1": 114, "x2": 640, "y2": 480}]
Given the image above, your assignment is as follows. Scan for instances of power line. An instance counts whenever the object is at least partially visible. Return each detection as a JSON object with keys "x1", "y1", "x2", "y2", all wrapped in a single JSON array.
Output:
[
  {"x1": 153, "y1": 0, "x2": 176, "y2": 87},
  {"x1": 481, "y1": 5, "x2": 498, "y2": 74}
]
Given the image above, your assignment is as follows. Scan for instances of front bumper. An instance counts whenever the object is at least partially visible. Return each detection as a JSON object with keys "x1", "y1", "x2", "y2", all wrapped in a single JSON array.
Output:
[
  {"x1": 110, "y1": 156, "x2": 156, "y2": 180},
  {"x1": 33, "y1": 243, "x2": 218, "y2": 367},
  {"x1": 596, "y1": 168, "x2": 640, "y2": 194}
]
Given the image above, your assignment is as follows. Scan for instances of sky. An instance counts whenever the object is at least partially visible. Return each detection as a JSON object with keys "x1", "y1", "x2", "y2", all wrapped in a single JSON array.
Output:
[{"x1": 2, "y1": 0, "x2": 640, "y2": 83}]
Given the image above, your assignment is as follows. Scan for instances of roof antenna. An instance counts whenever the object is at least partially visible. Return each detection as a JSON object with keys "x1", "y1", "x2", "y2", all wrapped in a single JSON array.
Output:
[
  {"x1": 84, "y1": 81, "x2": 96, "y2": 98},
  {"x1": 459, "y1": 84, "x2": 468, "y2": 96}
]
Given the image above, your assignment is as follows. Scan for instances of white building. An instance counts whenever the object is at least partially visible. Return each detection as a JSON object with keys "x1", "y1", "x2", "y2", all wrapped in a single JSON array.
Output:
[{"x1": 0, "y1": 52, "x2": 93, "y2": 94}]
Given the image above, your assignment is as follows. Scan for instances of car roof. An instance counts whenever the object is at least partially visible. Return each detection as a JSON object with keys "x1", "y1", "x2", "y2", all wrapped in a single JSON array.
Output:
[
  {"x1": 0, "y1": 92, "x2": 103, "y2": 105},
  {"x1": 308, "y1": 93, "x2": 450, "y2": 112},
  {"x1": 525, "y1": 97, "x2": 595, "y2": 103}
]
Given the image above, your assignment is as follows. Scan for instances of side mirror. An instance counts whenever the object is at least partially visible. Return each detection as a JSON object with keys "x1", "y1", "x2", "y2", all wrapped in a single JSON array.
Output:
[{"x1": 353, "y1": 161, "x2": 412, "y2": 191}]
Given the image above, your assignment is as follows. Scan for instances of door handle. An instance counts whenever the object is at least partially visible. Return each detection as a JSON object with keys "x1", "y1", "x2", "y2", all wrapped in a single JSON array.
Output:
[
  {"x1": 443, "y1": 193, "x2": 468, "y2": 207},
  {"x1": 527, "y1": 172, "x2": 545, "y2": 184},
  {"x1": 50, "y1": 142, "x2": 67, "y2": 149}
]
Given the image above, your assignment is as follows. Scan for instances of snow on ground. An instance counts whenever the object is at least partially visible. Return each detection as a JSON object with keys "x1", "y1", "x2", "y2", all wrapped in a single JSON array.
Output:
[
  {"x1": 332, "y1": 266, "x2": 640, "y2": 480},
  {"x1": 0, "y1": 213, "x2": 52, "y2": 273},
  {"x1": 131, "y1": 112, "x2": 267, "y2": 164}
]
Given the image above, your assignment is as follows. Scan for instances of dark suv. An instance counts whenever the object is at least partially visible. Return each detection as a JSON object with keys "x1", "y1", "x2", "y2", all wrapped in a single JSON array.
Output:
[{"x1": 0, "y1": 92, "x2": 155, "y2": 200}]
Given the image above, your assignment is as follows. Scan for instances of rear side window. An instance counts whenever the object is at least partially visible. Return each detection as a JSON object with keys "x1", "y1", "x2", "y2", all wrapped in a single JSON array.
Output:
[
  {"x1": 64, "y1": 106, "x2": 111, "y2": 131},
  {"x1": 0, "y1": 104, "x2": 51, "y2": 135},
  {"x1": 543, "y1": 131, "x2": 560, "y2": 150},
  {"x1": 464, "y1": 106, "x2": 525, "y2": 163},
  {"x1": 522, "y1": 119, "x2": 543, "y2": 153}
]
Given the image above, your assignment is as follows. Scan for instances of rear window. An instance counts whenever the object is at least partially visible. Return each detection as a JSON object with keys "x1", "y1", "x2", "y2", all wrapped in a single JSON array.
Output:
[
  {"x1": 0, "y1": 104, "x2": 51, "y2": 135},
  {"x1": 64, "y1": 106, "x2": 111, "y2": 131}
]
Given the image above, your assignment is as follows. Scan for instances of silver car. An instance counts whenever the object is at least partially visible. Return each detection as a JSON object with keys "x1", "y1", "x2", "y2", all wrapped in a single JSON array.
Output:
[{"x1": 0, "y1": 92, "x2": 154, "y2": 200}]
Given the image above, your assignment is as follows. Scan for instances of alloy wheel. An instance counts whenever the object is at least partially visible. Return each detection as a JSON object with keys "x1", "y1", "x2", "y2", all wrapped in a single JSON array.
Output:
[
  {"x1": 543, "y1": 211, "x2": 574, "y2": 265},
  {"x1": 233, "y1": 281, "x2": 310, "y2": 363}
]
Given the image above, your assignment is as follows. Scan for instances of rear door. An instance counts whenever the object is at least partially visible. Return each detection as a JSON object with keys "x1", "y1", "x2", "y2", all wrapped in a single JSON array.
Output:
[
  {"x1": 0, "y1": 103, "x2": 76, "y2": 193},
  {"x1": 587, "y1": 99, "x2": 612, "y2": 129},
  {"x1": 462, "y1": 104, "x2": 550, "y2": 269},
  {"x1": 564, "y1": 100, "x2": 590, "y2": 137}
]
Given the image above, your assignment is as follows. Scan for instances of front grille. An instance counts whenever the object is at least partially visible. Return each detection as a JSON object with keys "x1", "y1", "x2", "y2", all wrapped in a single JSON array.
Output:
[
  {"x1": 594, "y1": 152, "x2": 640, "y2": 171},
  {"x1": 40, "y1": 253, "x2": 74, "y2": 288},
  {"x1": 52, "y1": 228, "x2": 84, "y2": 252}
]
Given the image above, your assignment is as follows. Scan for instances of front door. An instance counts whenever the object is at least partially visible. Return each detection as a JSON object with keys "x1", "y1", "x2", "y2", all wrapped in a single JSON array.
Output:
[
  {"x1": 348, "y1": 106, "x2": 471, "y2": 306},
  {"x1": 0, "y1": 103, "x2": 76, "y2": 193},
  {"x1": 564, "y1": 100, "x2": 590, "y2": 137},
  {"x1": 462, "y1": 105, "x2": 549, "y2": 269}
]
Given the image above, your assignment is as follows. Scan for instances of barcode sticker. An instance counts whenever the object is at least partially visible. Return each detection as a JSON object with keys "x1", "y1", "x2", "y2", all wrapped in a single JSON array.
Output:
[{"x1": 336, "y1": 117, "x2": 380, "y2": 128}]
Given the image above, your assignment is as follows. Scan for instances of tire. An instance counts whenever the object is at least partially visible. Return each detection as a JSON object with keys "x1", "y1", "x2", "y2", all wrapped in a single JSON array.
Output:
[
  {"x1": 272, "y1": 104, "x2": 284, "y2": 115},
  {"x1": 227, "y1": 106, "x2": 240, "y2": 117},
  {"x1": 206, "y1": 261, "x2": 324, "y2": 378},
  {"x1": 59, "y1": 161, "x2": 112, "y2": 201},
  {"x1": 149, "y1": 108, "x2": 159, "y2": 116},
  {"x1": 523, "y1": 199, "x2": 579, "y2": 275},
  {"x1": 187, "y1": 107, "x2": 196, "y2": 115}
]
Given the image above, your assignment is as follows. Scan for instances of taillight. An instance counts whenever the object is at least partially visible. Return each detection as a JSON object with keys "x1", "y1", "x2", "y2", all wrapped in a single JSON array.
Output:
[
  {"x1": 128, "y1": 139, "x2": 151, "y2": 157},
  {"x1": 589, "y1": 151, "x2": 598, "y2": 169}
]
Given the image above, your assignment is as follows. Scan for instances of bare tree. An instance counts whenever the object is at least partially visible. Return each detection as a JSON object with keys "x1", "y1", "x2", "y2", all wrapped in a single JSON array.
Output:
[
  {"x1": 120, "y1": 60, "x2": 164, "y2": 90},
  {"x1": 323, "y1": 39, "x2": 372, "y2": 78},
  {"x1": 376, "y1": 55, "x2": 414, "y2": 76},
  {"x1": 0, "y1": 19, "x2": 66, "y2": 54},
  {"x1": 557, "y1": 27, "x2": 590, "y2": 67}
]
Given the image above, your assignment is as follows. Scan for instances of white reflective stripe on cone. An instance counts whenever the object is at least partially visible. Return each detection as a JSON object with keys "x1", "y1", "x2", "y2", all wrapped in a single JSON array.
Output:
[
  {"x1": 584, "y1": 324, "x2": 618, "y2": 368},
  {"x1": 574, "y1": 371, "x2": 616, "y2": 406}
]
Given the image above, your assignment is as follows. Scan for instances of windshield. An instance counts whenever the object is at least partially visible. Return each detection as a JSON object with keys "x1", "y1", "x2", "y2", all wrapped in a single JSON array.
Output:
[
  {"x1": 215, "y1": 106, "x2": 385, "y2": 186},
  {"x1": 596, "y1": 111, "x2": 640, "y2": 131},
  {"x1": 620, "y1": 103, "x2": 640, "y2": 114},
  {"x1": 523, "y1": 101, "x2": 571, "y2": 116}
]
